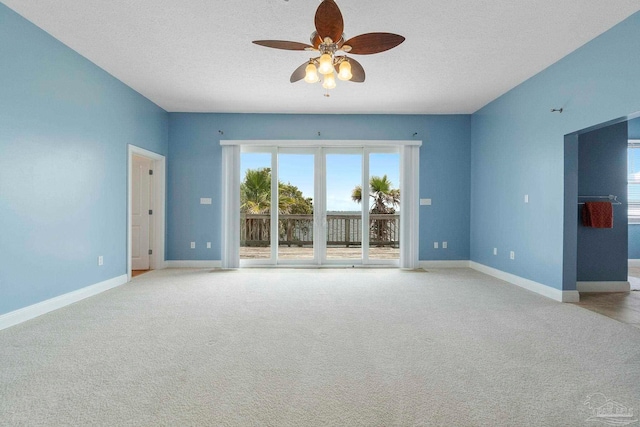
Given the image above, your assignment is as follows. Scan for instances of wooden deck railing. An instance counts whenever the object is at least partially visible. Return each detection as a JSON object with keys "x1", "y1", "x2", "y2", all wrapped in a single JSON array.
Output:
[{"x1": 240, "y1": 213, "x2": 399, "y2": 248}]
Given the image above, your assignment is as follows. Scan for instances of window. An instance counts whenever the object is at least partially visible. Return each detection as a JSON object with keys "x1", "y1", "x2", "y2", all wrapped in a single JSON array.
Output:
[{"x1": 628, "y1": 140, "x2": 640, "y2": 223}]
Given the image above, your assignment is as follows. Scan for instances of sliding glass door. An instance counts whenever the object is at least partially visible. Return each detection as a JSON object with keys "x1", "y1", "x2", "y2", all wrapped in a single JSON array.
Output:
[
  {"x1": 277, "y1": 150, "x2": 316, "y2": 262},
  {"x1": 325, "y1": 151, "x2": 363, "y2": 263},
  {"x1": 368, "y1": 151, "x2": 400, "y2": 263},
  {"x1": 239, "y1": 151, "x2": 274, "y2": 263},
  {"x1": 239, "y1": 146, "x2": 401, "y2": 266}
]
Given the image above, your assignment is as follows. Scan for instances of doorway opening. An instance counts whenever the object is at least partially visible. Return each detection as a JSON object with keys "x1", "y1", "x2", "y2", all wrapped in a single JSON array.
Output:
[
  {"x1": 626, "y1": 119, "x2": 640, "y2": 290},
  {"x1": 566, "y1": 115, "x2": 640, "y2": 324},
  {"x1": 127, "y1": 145, "x2": 166, "y2": 280}
]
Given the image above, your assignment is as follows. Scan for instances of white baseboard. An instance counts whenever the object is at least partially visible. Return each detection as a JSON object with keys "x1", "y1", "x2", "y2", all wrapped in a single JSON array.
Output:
[
  {"x1": 165, "y1": 260, "x2": 222, "y2": 268},
  {"x1": 469, "y1": 262, "x2": 580, "y2": 303},
  {"x1": 0, "y1": 274, "x2": 128, "y2": 331},
  {"x1": 576, "y1": 281, "x2": 630, "y2": 292},
  {"x1": 420, "y1": 260, "x2": 471, "y2": 269},
  {"x1": 629, "y1": 259, "x2": 640, "y2": 267}
]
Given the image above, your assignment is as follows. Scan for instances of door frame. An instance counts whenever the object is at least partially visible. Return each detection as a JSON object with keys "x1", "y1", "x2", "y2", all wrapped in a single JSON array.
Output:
[
  {"x1": 127, "y1": 145, "x2": 166, "y2": 280},
  {"x1": 224, "y1": 140, "x2": 422, "y2": 268}
]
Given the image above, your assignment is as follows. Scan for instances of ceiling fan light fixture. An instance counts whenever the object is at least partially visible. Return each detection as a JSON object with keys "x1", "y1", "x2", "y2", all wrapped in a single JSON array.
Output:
[
  {"x1": 338, "y1": 60, "x2": 352, "y2": 81},
  {"x1": 252, "y1": 0, "x2": 405, "y2": 92},
  {"x1": 304, "y1": 63, "x2": 319, "y2": 83},
  {"x1": 322, "y1": 72, "x2": 336, "y2": 90},
  {"x1": 318, "y1": 53, "x2": 334, "y2": 75}
]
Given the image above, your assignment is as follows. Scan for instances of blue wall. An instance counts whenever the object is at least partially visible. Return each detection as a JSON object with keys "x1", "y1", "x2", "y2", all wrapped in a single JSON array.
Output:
[
  {"x1": 577, "y1": 123, "x2": 628, "y2": 281},
  {"x1": 167, "y1": 113, "x2": 471, "y2": 262},
  {"x1": 0, "y1": 4, "x2": 168, "y2": 315},
  {"x1": 471, "y1": 11, "x2": 640, "y2": 290}
]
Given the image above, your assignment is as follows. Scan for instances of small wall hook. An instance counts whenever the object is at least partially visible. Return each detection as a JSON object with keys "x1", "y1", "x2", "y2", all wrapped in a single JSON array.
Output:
[
  {"x1": 218, "y1": 130, "x2": 224, "y2": 135},
  {"x1": 413, "y1": 132, "x2": 418, "y2": 137},
  {"x1": 318, "y1": 131, "x2": 321, "y2": 136},
  {"x1": 551, "y1": 108, "x2": 563, "y2": 113}
]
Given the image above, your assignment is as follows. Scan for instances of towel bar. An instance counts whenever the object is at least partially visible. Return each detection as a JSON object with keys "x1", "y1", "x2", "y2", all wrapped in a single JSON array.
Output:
[{"x1": 577, "y1": 194, "x2": 622, "y2": 205}]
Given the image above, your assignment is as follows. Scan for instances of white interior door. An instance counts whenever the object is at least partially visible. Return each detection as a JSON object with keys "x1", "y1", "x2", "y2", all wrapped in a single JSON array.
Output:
[{"x1": 131, "y1": 155, "x2": 152, "y2": 270}]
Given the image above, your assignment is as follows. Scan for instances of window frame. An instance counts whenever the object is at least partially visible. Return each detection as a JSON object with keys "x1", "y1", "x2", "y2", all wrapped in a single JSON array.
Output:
[{"x1": 628, "y1": 140, "x2": 640, "y2": 224}]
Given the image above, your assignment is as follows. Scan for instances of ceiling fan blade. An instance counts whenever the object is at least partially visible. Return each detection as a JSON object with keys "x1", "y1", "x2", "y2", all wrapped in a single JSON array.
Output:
[
  {"x1": 347, "y1": 58, "x2": 365, "y2": 82},
  {"x1": 290, "y1": 62, "x2": 309, "y2": 83},
  {"x1": 314, "y1": 0, "x2": 344, "y2": 43},
  {"x1": 343, "y1": 33, "x2": 405, "y2": 55},
  {"x1": 253, "y1": 40, "x2": 314, "y2": 51}
]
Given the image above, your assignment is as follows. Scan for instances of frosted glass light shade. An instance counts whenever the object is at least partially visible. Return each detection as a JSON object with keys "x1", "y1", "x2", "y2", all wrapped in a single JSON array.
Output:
[
  {"x1": 338, "y1": 61, "x2": 352, "y2": 81},
  {"x1": 322, "y1": 72, "x2": 336, "y2": 89},
  {"x1": 304, "y1": 63, "x2": 319, "y2": 83},
  {"x1": 318, "y1": 53, "x2": 334, "y2": 75}
]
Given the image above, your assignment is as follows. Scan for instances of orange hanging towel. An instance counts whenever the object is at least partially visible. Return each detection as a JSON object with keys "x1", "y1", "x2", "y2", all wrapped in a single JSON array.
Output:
[{"x1": 581, "y1": 202, "x2": 613, "y2": 228}]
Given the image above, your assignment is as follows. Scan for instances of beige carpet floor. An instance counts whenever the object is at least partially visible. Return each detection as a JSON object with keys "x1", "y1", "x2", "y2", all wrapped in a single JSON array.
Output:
[{"x1": 1, "y1": 268, "x2": 639, "y2": 426}]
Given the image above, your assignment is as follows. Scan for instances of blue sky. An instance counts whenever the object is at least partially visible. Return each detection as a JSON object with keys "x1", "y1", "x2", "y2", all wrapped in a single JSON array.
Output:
[{"x1": 241, "y1": 152, "x2": 400, "y2": 212}]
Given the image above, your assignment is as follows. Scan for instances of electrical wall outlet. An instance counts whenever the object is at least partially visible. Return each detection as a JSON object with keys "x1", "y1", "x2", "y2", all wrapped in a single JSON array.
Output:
[
  {"x1": 434, "y1": 242, "x2": 439, "y2": 249},
  {"x1": 510, "y1": 251, "x2": 515, "y2": 260},
  {"x1": 190, "y1": 242, "x2": 195, "y2": 249},
  {"x1": 98, "y1": 256, "x2": 103, "y2": 266},
  {"x1": 442, "y1": 241, "x2": 448, "y2": 249},
  {"x1": 524, "y1": 194, "x2": 529, "y2": 203},
  {"x1": 493, "y1": 248, "x2": 497, "y2": 255},
  {"x1": 207, "y1": 242, "x2": 211, "y2": 249}
]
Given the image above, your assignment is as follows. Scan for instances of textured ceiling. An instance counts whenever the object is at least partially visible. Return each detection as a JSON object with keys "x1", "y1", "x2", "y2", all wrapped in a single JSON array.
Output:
[{"x1": 3, "y1": 0, "x2": 640, "y2": 114}]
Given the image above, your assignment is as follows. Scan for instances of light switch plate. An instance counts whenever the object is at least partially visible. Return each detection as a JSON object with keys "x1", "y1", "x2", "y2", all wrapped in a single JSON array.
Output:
[{"x1": 200, "y1": 198, "x2": 212, "y2": 205}]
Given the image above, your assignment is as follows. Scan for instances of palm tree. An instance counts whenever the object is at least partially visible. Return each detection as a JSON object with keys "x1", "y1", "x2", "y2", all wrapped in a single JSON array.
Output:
[
  {"x1": 352, "y1": 175, "x2": 400, "y2": 246},
  {"x1": 240, "y1": 168, "x2": 271, "y2": 214},
  {"x1": 240, "y1": 168, "x2": 313, "y2": 246},
  {"x1": 351, "y1": 175, "x2": 400, "y2": 213},
  {"x1": 240, "y1": 168, "x2": 272, "y2": 244},
  {"x1": 240, "y1": 167, "x2": 313, "y2": 214}
]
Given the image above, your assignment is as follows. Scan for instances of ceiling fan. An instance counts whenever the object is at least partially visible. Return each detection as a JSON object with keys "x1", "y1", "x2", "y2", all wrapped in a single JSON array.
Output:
[{"x1": 252, "y1": 0, "x2": 405, "y2": 93}]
